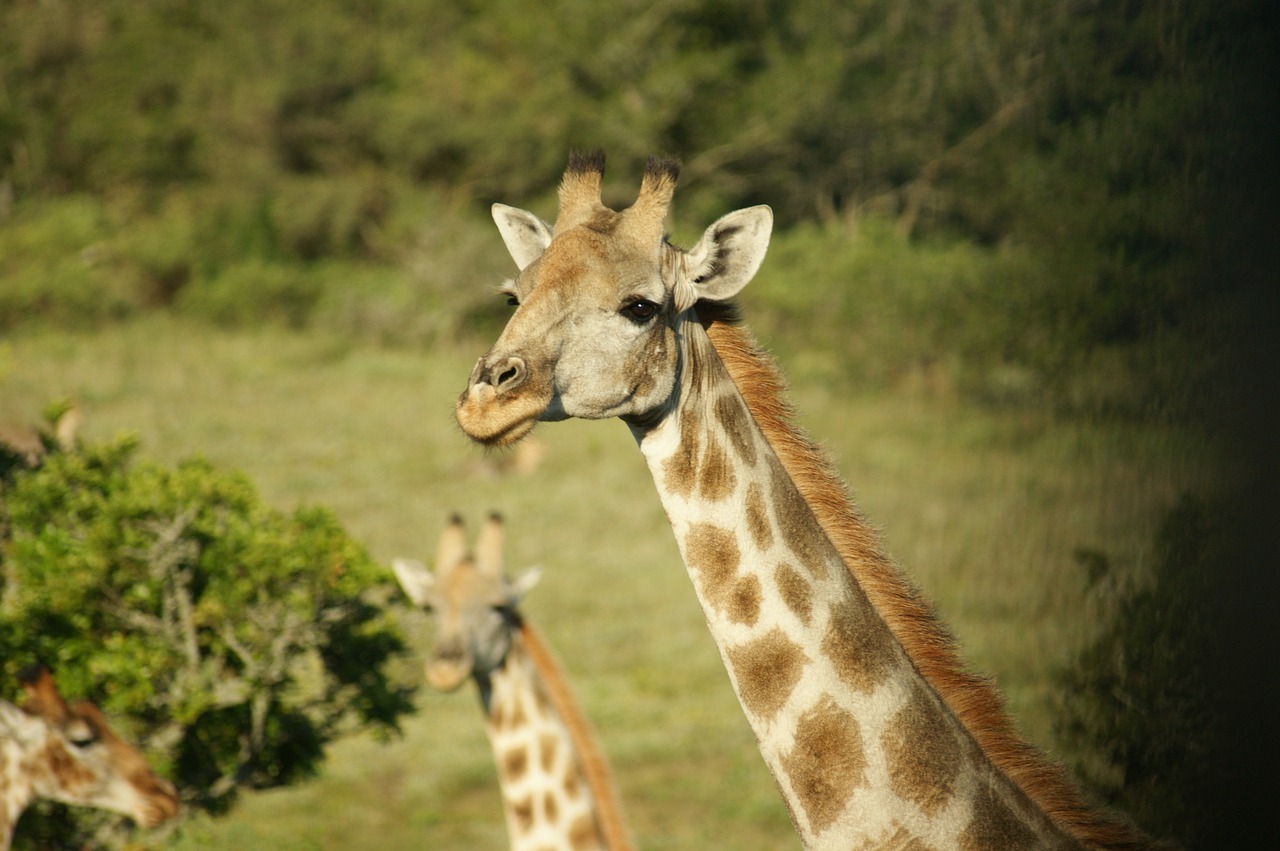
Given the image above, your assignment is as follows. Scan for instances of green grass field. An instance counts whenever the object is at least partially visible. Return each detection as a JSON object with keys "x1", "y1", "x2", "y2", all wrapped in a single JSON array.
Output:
[{"x1": 0, "y1": 314, "x2": 1215, "y2": 849}]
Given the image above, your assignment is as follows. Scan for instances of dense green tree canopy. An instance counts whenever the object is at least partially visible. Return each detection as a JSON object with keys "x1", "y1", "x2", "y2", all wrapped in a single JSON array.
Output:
[{"x1": 0, "y1": 417, "x2": 412, "y2": 847}]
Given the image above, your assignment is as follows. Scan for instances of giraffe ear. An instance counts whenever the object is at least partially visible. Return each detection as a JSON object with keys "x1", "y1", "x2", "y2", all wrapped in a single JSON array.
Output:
[
  {"x1": 391, "y1": 558, "x2": 436, "y2": 608},
  {"x1": 678, "y1": 206, "x2": 773, "y2": 308},
  {"x1": 492, "y1": 204, "x2": 553, "y2": 271},
  {"x1": 509, "y1": 566, "x2": 542, "y2": 601}
]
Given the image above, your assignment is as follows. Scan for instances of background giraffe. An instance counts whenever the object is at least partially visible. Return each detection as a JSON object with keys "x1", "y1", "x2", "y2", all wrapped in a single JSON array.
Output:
[
  {"x1": 454, "y1": 151, "x2": 1156, "y2": 849},
  {"x1": 393, "y1": 512, "x2": 632, "y2": 851},
  {"x1": 0, "y1": 665, "x2": 179, "y2": 850}
]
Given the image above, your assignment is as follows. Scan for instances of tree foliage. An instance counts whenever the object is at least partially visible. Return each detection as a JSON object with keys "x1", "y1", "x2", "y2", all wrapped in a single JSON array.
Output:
[
  {"x1": 1056, "y1": 496, "x2": 1230, "y2": 846},
  {"x1": 0, "y1": 0, "x2": 1270, "y2": 419},
  {"x1": 1, "y1": 0, "x2": 1270, "y2": 424},
  {"x1": 0, "y1": 416, "x2": 413, "y2": 847}
]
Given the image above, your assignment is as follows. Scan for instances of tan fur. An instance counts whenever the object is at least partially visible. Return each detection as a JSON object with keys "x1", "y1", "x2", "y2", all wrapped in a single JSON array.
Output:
[{"x1": 699, "y1": 303, "x2": 1153, "y2": 849}]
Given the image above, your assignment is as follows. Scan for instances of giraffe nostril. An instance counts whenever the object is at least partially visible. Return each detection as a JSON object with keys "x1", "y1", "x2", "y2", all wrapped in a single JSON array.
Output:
[{"x1": 489, "y1": 357, "x2": 527, "y2": 392}]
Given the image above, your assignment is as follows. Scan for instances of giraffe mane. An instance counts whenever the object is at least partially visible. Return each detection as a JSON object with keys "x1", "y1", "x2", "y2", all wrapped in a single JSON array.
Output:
[
  {"x1": 517, "y1": 621, "x2": 634, "y2": 851},
  {"x1": 696, "y1": 300, "x2": 1153, "y2": 850}
]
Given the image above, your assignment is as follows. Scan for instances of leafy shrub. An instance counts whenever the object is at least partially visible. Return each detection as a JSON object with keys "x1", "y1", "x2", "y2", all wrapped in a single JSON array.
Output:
[
  {"x1": 0, "y1": 420, "x2": 413, "y2": 846},
  {"x1": 0, "y1": 196, "x2": 142, "y2": 331},
  {"x1": 174, "y1": 260, "x2": 321, "y2": 328},
  {"x1": 1056, "y1": 495, "x2": 1228, "y2": 846}
]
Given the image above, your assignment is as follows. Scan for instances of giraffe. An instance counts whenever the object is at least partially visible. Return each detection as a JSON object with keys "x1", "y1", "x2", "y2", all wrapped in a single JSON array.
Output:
[
  {"x1": 392, "y1": 512, "x2": 632, "y2": 851},
  {"x1": 0, "y1": 665, "x2": 179, "y2": 850},
  {"x1": 453, "y1": 151, "x2": 1155, "y2": 849}
]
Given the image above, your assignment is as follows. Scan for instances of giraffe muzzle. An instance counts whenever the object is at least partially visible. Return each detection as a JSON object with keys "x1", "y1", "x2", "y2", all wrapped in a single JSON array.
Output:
[{"x1": 458, "y1": 354, "x2": 550, "y2": 447}]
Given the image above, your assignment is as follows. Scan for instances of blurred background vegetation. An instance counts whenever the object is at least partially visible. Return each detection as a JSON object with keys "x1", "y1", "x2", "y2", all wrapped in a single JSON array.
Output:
[
  {"x1": 2, "y1": 0, "x2": 1270, "y2": 418},
  {"x1": 1, "y1": 0, "x2": 1276, "y2": 847}
]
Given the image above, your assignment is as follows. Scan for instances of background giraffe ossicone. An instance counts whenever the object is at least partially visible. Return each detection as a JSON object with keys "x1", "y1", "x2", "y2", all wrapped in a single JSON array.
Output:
[
  {"x1": 393, "y1": 512, "x2": 632, "y2": 851},
  {"x1": 455, "y1": 151, "x2": 1158, "y2": 850},
  {"x1": 0, "y1": 665, "x2": 179, "y2": 850}
]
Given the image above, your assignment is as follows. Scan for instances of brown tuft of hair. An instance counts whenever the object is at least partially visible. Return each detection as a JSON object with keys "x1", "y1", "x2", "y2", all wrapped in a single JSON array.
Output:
[
  {"x1": 698, "y1": 304, "x2": 1155, "y2": 850},
  {"x1": 566, "y1": 149, "x2": 606, "y2": 177},
  {"x1": 643, "y1": 154, "x2": 681, "y2": 189},
  {"x1": 518, "y1": 621, "x2": 634, "y2": 851}
]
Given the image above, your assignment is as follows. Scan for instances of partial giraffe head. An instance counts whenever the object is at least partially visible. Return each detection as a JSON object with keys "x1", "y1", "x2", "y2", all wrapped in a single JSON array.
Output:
[
  {"x1": 0, "y1": 665, "x2": 179, "y2": 833},
  {"x1": 392, "y1": 513, "x2": 541, "y2": 693},
  {"x1": 456, "y1": 150, "x2": 773, "y2": 446}
]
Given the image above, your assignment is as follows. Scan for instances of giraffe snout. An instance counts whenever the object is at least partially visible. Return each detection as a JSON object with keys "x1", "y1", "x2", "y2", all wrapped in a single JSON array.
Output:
[
  {"x1": 138, "y1": 779, "x2": 180, "y2": 826},
  {"x1": 427, "y1": 641, "x2": 472, "y2": 692}
]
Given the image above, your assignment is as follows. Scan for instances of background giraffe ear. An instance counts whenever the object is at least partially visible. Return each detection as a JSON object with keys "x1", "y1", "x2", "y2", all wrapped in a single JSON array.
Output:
[
  {"x1": 391, "y1": 558, "x2": 436, "y2": 608},
  {"x1": 492, "y1": 203, "x2": 553, "y2": 271},
  {"x1": 509, "y1": 565, "x2": 542, "y2": 601},
  {"x1": 678, "y1": 205, "x2": 774, "y2": 308}
]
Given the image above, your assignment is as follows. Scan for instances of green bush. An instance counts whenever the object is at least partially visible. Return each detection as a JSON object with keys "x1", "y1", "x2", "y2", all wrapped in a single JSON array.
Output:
[
  {"x1": 0, "y1": 421, "x2": 413, "y2": 847},
  {"x1": 0, "y1": 196, "x2": 142, "y2": 331},
  {"x1": 174, "y1": 260, "x2": 321, "y2": 328},
  {"x1": 0, "y1": 0, "x2": 1266, "y2": 427},
  {"x1": 1056, "y1": 495, "x2": 1228, "y2": 846}
]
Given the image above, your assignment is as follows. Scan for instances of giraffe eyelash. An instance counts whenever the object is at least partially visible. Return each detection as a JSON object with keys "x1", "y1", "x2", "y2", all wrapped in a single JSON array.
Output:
[{"x1": 497, "y1": 280, "x2": 520, "y2": 307}]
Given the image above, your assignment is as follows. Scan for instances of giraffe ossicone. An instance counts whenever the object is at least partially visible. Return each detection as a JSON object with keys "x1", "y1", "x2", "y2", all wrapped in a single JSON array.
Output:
[
  {"x1": 393, "y1": 512, "x2": 632, "y2": 851},
  {"x1": 0, "y1": 665, "x2": 179, "y2": 850},
  {"x1": 455, "y1": 151, "x2": 1156, "y2": 849}
]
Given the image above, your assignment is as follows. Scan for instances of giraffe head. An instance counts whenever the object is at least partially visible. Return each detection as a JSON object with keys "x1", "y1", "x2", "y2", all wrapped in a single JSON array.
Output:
[
  {"x1": 455, "y1": 150, "x2": 773, "y2": 445},
  {"x1": 0, "y1": 665, "x2": 179, "y2": 829},
  {"x1": 393, "y1": 513, "x2": 541, "y2": 693}
]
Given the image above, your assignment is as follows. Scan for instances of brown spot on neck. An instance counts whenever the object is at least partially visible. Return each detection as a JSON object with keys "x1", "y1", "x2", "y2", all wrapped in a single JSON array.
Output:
[
  {"x1": 725, "y1": 628, "x2": 806, "y2": 722},
  {"x1": 882, "y1": 684, "x2": 963, "y2": 816},
  {"x1": 779, "y1": 695, "x2": 866, "y2": 834},
  {"x1": 774, "y1": 562, "x2": 813, "y2": 625},
  {"x1": 745, "y1": 483, "x2": 773, "y2": 551},
  {"x1": 511, "y1": 794, "x2": 535, "y2": 833},
  {"x1": 727, "y1": 575, "x2": 762, "y2": 626},
  {"x1": 822, "y1": 595, "x2": 899, "y2": 695},
  {"x1": 544, "y1": 789, "x2": 560, "y2": 824},
  {"x1": 661, "y1": 407, "x2": 701, "y2": 497},
  {"x1": 766, "y1": 455, "x2": 834, "y2": 581},
  {"x1": 502, "y1": 744, "x2": 529, "y2": 785},
  {"x1": 539, "y1": 733, "x2": 559, "y2": 774},
  {"x1": 715, "y1": 392, "x2": 758, "y2": 467},
  {"x1": 696, "y1": 436, "x2": 736, "y2": 502},
  {"x1": 958, "y1": 781, "x2": 1045, "y2": 850},
  {"x1": 684, "y1": 522, "x2": 741, "y2": 599}
]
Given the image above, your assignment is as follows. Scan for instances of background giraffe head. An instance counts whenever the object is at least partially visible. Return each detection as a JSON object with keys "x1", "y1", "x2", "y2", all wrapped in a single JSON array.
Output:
[
  {"x1": 455, "y1": 150, "x2": 773, "y2": 446},
  {"x1": 393, "y1": 514, "x2": 541, "y2": 695},
  {"x1": 0, "y1": 665, "x2": 179, "y2": 835}
]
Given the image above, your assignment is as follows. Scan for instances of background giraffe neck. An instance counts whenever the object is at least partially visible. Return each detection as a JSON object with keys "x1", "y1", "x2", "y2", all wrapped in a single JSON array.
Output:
[
  {"x1": 1, "y1": 724, "x2": 34, "y2": 850},
  {"x1": 631, "y1": 305, "x2": 1149, "y2": 849},
  {"x1": 482, "y1": 623, "x2": 632, "y2": 851}
]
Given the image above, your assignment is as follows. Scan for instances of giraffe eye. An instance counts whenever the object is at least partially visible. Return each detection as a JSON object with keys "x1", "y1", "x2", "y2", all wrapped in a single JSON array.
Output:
[
  {"x1": 65, "y1": 720, "x2": 97, "y2": 747},
  {"x1": 505, "y1": 294, "x2": 520, "y2": 307},
  {"x1": 621, "y1": 299, "x2": 659, "y2": 323}
]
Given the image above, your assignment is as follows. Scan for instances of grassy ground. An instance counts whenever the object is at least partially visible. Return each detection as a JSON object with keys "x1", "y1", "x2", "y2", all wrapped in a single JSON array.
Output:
[{"x1": 0, "y1": 314, "x2": 1215, "y2": 849}]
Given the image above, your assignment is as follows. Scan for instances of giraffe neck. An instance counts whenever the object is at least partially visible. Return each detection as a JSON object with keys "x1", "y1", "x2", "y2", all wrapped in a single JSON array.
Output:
[
  {"x1": 629, "y1": 311, "x2": 1112, "y2": 850},
  {"x1": 1, "y1": 728, "x2": 35, "y2": 851},
  {"x1": 482, "y1": 623, "x2": 631, "y2": 851}
]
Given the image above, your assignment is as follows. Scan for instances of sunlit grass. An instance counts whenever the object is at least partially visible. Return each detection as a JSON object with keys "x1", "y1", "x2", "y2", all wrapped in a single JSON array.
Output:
[{"x1": 0, "y1": 315, "x2": 1217, "y2": 849}]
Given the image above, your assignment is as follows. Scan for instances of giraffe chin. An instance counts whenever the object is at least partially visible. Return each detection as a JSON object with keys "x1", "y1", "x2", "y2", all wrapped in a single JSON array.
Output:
[
  {"x1": 454, "y1": 396, "x2": 545, "y2": 448},
  {"x1": 426, "y1": 661, "x2": 471, "y2": 693}
]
